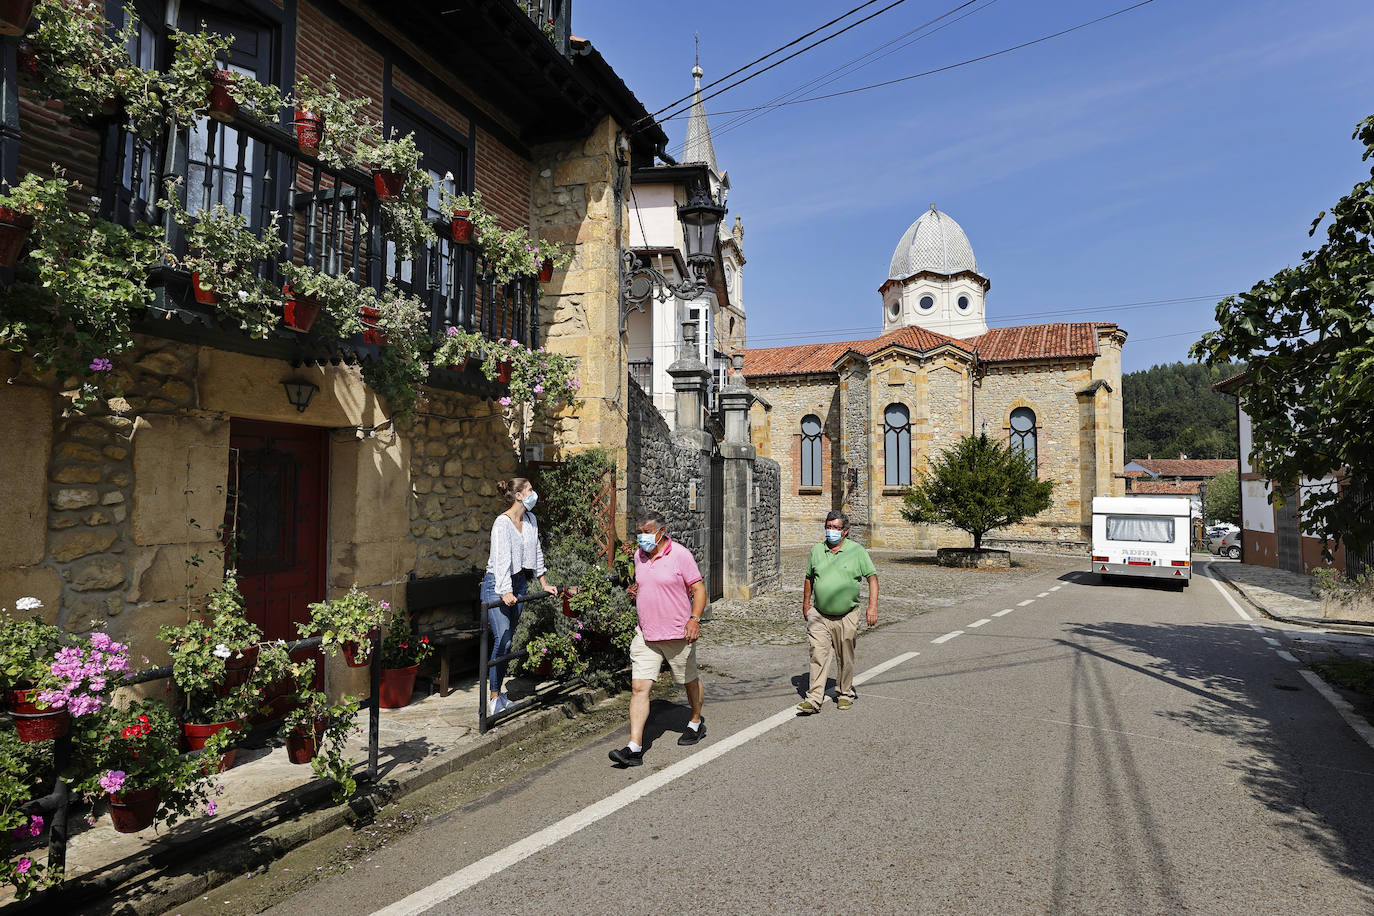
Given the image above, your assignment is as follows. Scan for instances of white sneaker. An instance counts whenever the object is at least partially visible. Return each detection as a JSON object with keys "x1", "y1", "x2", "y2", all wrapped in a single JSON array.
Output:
[{"x1": 494, "y1": 693, "x2": 511, "y2": 714}]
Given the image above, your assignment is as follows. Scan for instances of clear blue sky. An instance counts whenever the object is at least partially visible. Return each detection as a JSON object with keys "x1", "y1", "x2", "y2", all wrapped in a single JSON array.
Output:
[{"x1": 574, "y1": 0, "x2": 1374, "y2": 373}]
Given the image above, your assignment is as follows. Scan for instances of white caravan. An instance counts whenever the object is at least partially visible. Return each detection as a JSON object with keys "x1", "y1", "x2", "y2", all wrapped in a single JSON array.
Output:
[{"x1": 1090, "y1": 496, "x2": 1193, "y2": 585}]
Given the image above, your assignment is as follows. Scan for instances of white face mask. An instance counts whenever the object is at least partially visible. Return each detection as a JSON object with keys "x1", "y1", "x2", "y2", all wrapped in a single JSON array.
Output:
[
  {"x1": 522, "y1": 491, "x2": 538, "y2": 511},
  {"x1": 637, "y1": 531, "x2": 660, "y2": 553},
  {"x1": 825, "y1": 528, "x2": 844, "y2": 544}
]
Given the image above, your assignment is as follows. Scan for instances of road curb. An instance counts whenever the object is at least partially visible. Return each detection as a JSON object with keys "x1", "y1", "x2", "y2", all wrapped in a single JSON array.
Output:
[
  {"x1": 21, "y1": 686, "x2": 613, "y2": 916},
  {"x1": 1207, "y1": 563, "x2": 1374, "y2": 635}
]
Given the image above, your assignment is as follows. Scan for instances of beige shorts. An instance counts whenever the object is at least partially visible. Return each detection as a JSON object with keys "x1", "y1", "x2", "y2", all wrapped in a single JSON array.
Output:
[{"x1": 629, "y1": 628, "x2": 700, "y2": 684}]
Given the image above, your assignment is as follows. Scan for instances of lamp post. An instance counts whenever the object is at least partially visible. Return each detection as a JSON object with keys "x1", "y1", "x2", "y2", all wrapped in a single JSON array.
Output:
[{"x1": 619, "y1": 178, "x2": 727, "y2": 334}]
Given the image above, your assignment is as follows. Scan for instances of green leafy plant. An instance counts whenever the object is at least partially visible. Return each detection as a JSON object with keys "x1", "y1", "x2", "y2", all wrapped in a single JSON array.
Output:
[
  {"x1": 431, "y1": 325, "x2": 486, "y2": 370},
  {"x1": 0, "y1": 169, "x2": 164, "y2": 408},
  {"x1": 537, "y1": 449, "x2": 616, "y2": 563},
  {"x1": 899, "y1": 433, "x2": 1056, "y2": 550},
  {"x1": 0, "y1": 729, "x2": 58, "y2": 899},
  {"x1": 163, "y1": 27, "x2": 283, "y2": 127},
  {"x1": 298, "y1": 586, "x2": 389, "y2": 664},
  {"x1": 26, "y1": 0, "x2": 136, "y2": 124},
  {"x1": 157, "y1": 574, "x2": 264, "y2": 723},
  {"x1": 542, "y1": 544, "x2": 636, "y2": 690},
  {"x1": 359, "y1": 284, "x2": 431, "y2": 418},
  {"x1": 290, "y1": 73, "x2": 379, "y2": 169},
  {"x1": 1202, "y1": 467, "x2": 1240, "y2": 525},
  {"x1": 379, "y1": 612, "x2": 433, "y2": 669},
  {"x1": 161, "y1": 180, "x2": 287, "y2": 337},
  {"x1": 275, "y1": 657, "x2": 361, "y2": 802},
  {"x1": 278, "y1": 262, "x2": 369, "y2": 339},
  {"x1": 518, "y1": 631, "x2": 582, "y2": 679},
  {"x1": 0, "y1": 605, "x2": 68, "y2": 691},
  {"x1": 436, "y1": 188, "x2": 570, "y2": 284},
  {"x1": 481, "y1": 337, "x2": 580, "y2": 412}
]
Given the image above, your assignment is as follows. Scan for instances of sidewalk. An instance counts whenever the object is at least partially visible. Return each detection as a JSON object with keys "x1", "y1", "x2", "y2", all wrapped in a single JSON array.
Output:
[
  {"x1": 1206, "y1": 559, "x2": 1374, "y2": 633},
  {"x1": 7, "y1": 670, "x2": 604, "y2": 916}
]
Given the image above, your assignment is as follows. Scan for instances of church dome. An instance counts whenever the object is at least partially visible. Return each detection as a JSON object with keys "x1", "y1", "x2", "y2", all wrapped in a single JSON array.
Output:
[{"x1": 888, "y1": 206, "x2": 979, "y2": 280}]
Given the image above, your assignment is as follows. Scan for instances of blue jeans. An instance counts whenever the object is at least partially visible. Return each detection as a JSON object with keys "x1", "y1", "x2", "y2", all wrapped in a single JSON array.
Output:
[{"x1": 481, "y1": 571, "x2": 527, "y2": 694}]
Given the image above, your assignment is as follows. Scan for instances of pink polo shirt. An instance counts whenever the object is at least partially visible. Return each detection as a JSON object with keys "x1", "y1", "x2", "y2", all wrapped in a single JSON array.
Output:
[{"x1": 633, "y1": 538, "x2": 703, "y2": 642}]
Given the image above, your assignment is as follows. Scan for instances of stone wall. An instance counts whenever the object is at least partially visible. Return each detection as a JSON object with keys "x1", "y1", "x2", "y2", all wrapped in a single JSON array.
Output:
[
  {"x1": 748, "y1": 376, "x2": 841, "y2": 548},
  {"x1": 750, "y1": 458, "x2": 782, "y2": 592},
  {"x1": 626, "y1": 378, "x2": 707, "y2": 565}
]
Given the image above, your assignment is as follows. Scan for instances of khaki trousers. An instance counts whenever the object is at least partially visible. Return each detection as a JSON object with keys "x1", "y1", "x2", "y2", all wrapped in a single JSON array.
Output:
[{"x1": 805, "y1": 607, "x2": 860, "y2": 705}]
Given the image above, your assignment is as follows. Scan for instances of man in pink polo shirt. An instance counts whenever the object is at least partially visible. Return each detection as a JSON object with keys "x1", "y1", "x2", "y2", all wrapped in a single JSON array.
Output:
[{"x1": 608, "y1": 510, "x2": 707, "y2": 767}]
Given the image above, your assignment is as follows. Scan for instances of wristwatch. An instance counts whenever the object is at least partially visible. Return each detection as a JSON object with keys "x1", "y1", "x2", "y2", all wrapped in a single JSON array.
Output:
[{"x1": 689, "y1": 615, "x2": 701, "y2": 622}]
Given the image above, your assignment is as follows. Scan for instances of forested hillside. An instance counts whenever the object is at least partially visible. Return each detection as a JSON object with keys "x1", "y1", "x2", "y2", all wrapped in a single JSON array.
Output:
[{"x1": 1123, "y1": 361, "x2": 1246, "y2": 460}]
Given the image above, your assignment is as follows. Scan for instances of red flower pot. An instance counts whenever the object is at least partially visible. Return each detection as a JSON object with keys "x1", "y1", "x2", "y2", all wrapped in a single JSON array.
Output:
[
  {"x1": 450, "y1": 210, "x2": 474, "y2": 244},
  {"x1": 0, "y1": 0, "x2": 36, "y2": 37},
  {"x1": 108, "y1": 787, "x2": 160, "y2": 834},
  {"x1": 341, "y1": 630, "x2": 377, "y2": 668},
  {"x1": 360, "y1": 305, "x2": 386, "y2": 346},
  {"x1": 294, "y1": 110, "x2": 323, "y2": 155},
  {"x1": 561, "y1": 593, "x2": 575, "y2": 617},
  {"x1": 190, "y1": 270, "x2": 219, "y2": 305},
  {"x1": 538, "y1": 258, "x2": 554, "y2": 283},
  {"x1": 378, "y1": 665, "x2": 418, "y2": 709},
  {"x1": 206, "y1": 69, "x2": 238, "y2": 123},
  {"x1": 182, "y1": 719, "x2": 241, "y2": 773},
  {"x1": 445, "y1": 356, "x2": 471, "y2": 373},
  {"x1": 282, "y1": 284, "x2": 321, "y2": 333},
  {"x1": 496, "y1": 360, "x2": 513, "y2": 383},
  {"x1": 0, "y1": 206, "x2": 35, "y2": 269},
  {"x1": 5, "y1": 689, "x2": 71, "y2": 742},
  {"x1": 284, "y1": 721, "x2": 324, "y2": 764},
  {"x1": 530, "y1": 657, "x2": 553, "y2": 678},
  {"x1": 372, "y1": 169, "x2": 405, "y2": 201}
]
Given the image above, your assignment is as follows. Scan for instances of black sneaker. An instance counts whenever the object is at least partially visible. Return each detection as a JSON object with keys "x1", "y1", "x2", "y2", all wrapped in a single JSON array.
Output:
[
  {"x1": 677, "y1": 719, "x2": 706, "y2": 746},
  {"x1": 608, "y1": 745, "x2": 644, "y2": 767}
]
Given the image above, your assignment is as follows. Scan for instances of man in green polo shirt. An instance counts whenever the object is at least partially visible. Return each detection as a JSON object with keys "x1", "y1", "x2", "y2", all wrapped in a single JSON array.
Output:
[{"x1": 797, "y1": 510, "x2": 878, "y2": 715}]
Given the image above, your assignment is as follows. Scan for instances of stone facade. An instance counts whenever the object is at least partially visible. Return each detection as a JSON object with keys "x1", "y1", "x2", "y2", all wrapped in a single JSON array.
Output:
[
  {"x1": 626, "y1": 378, "x2": 707, "y2": 562},
  {"x1": 750, "y1": 459, "x2": 782, "y2": 593}
]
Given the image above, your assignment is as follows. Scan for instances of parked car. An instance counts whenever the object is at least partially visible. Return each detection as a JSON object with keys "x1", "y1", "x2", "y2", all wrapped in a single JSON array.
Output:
[
  {"x1": 1205, "y1": 523, "x2": 1238, "y2": 539},
  {"x1": 1209, "y1": 529, "x2": 1242, "y2": 559}
]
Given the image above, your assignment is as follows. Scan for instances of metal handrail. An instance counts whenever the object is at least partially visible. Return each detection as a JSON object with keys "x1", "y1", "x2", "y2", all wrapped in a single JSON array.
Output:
[
  {"x1": 11, "y1": 629, "x2": 382, "y2": 885},
  {"x1": 477, "y1": 589, "x2": 561, "y2": 734}
]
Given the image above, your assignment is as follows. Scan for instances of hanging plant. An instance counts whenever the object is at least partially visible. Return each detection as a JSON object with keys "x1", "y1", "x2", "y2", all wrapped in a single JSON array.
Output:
[
  {"x1": 278, "y1": 262, "x2": 370, "y2": 339},
  {"x1": 289, "y1": 73, "x2": 378, "y2": 170},
  {"x1": 25, "y1": 0, "x2": 139, "y2": 126},
  {"x1": 162, "y1": 27, "x2": 284, "y2": 130},
  {"x1": 436, "y1": 187, "x2": 572, "y2": 284},
  {"x1": 359, "y1": 284, "x2": 431, "y2": 418}
]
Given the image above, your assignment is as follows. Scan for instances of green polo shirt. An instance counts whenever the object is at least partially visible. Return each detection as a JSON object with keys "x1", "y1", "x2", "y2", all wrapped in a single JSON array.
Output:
[{"x1": 806, "y1": 538, "x2": 877, "y2": 616}]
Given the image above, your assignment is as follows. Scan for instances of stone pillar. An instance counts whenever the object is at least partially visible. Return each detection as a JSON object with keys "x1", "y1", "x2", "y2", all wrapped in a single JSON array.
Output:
[
  {"x1": 668, "y1": 319, "x2": 710, "y2": 437},
  {"x1": 839, "y1": 359, "x2": 873, "y2": 545},
  {"x1": 666, "y1": 318, "x2": 714, "y2": 584},
  {"x1": 720, "y1": 352, "x2": 755, "y2": 599}
]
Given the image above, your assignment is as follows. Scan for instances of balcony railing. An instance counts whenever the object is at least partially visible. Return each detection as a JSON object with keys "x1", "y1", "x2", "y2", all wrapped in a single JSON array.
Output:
[
  {"x1": 519, "y1": 0, "x2": 572, "y2": 56},
  {"x1": 92, "y1": 110, "x2": 538, "y2": 369},
  {"x1": 629, "y1": 359, "x2": 652, "y2": 395}
]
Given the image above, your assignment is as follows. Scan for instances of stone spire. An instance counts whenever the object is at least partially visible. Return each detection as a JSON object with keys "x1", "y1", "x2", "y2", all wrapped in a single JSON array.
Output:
[{"x1": 682, "y1": 64, "x2": 719, "y2": 174}]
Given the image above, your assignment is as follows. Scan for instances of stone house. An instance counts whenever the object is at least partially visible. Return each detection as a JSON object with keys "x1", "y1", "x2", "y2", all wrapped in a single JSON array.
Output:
[
  {"x1": 743, "y1": 206, "x2": 1126, "y2": 551},
  {"x1": 0, "y1": 1, "x2": 669, "y2": 687}
]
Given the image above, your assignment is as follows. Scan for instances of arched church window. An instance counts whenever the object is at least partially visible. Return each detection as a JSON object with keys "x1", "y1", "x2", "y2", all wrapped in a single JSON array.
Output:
[
  {"x1": 1009, "y1": 407, "x2": 1037, "y2": 473},
  {"x1": 883, "y1": 404, "x2": 911, "y2": 486},
  {"x1": 957, "y1": 295, "x2": 970, "y2": 312},
  {"x1": 919, "y1": 295, "x2": 934, "y2": 312},
  {"x1": 800, "y1": 415, "x2": 823, "y2": 487}
]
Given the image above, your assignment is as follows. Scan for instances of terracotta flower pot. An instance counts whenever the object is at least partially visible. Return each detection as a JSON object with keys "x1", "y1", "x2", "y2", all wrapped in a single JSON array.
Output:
[
  {"x1": 282, "y1": 284, "x2": 321, "y2": 333},
  {"x1": 294, "y1": 110, "x2": 323, "y2": 155},
  {"x1": 190, "y1": 270, "x2": 219, "y2": 305},
  {"x1": 561, "y1": 593, "x2": 576, "y2": 618},
  {"x1": 341, "y1": 629, "x2": 378, "y2": 668},
  {"x1": 0, "y1": 0, "x2": 36, "y2": 37},
  {"x1": 212, "y1": 644, "x2": 257, "y2": 696},
  {"x1": 0, "y1": 206, "x2": 35, "y2": 269},
  {"x1": 6, "y1": 688, "x2": 71, "y2": 742},
  {"x1": 372, "y1": 169, "x2": 405, "y2": 201},
  {"x1": 530, "y1": 656, "x2": 553, "y2": 678},
  {"x1": 206, "y1": 69, "x2": 238, "y2": 123},
  {"x1": 182, "y1": 719, "x2": 241, "y2": 773},
  {"x1": 360, "y1": 305, "x2": 386, "y2": 346},
  {"x1": 538, "y1": 258, "x2": 554, "y2": 283},
  {"x1": 378, "y1": 665, "x2": 418, "y2": 709},
  {"x1": 284, "y1": 721, "x2": 324, "y2": 764},
  {"x1": 450, "y1": 210, "x2": 474, "y2": 244},
  {"x1": 108, "y1": 787, "x2": 160, "y2": 834},
  {"x1": 445, "y1": 355, "x2": 471, "y2": 373},
  {"x1": 496, "y1": 360, "x2": 513, "y2": 383}
]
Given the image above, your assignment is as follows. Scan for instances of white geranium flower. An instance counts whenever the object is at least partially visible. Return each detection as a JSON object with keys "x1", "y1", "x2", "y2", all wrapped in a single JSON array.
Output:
[
  {"x1": 15, "y1": 597, "x2": 42, "y2": 611},
  {"x1": 213, "y1": 644, "x2": 232, "y2": 659}
]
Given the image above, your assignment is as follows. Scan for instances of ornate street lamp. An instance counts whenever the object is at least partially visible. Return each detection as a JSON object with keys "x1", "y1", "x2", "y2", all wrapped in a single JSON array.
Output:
[{"x1": 620, "y1": 178, "x2": 727, "y2": 334}]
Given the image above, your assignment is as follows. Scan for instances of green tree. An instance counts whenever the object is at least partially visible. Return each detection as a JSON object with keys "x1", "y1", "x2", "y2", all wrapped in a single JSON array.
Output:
[
  {"x1": 1203, "y1": 468, "x2": 1240, "y2": 524},
  {"x1": 1191, "y1": 114, "x2": 1374, "y2": 554},
  {"x1": 899, "y1": 433, "x2": 1055, "y2": 549}
]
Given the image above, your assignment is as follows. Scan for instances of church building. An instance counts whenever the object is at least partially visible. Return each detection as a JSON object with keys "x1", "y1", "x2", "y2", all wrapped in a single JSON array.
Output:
[{"x1": 743, "y1": 206, "x2": 1127, "y2": 551}]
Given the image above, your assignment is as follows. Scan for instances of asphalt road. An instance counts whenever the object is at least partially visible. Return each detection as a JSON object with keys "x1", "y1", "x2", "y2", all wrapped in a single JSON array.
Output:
[{"x1": 263, "y1": 558, "x2": 1374, "y2": 915}]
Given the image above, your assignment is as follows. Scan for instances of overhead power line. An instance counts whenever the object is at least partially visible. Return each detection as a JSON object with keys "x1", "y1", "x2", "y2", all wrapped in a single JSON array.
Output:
[{"x1": 657, "y1": 0, "x2": 1159, "y2": 124}]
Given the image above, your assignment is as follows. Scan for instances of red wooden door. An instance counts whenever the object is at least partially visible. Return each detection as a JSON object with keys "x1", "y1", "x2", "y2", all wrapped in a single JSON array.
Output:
[{"x1": 225, "y1": 419, "x2": 327, "y2": 653}]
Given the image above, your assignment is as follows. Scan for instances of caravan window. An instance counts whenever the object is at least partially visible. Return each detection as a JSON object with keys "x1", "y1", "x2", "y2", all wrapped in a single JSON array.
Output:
[{"x1": 1106, "y1": 515, "x2": 1175, "y2": 543}]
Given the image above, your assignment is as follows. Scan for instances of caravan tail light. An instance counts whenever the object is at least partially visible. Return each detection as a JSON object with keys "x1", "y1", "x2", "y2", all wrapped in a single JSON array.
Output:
[
  {"x1": 1091, "y1": 556, "x2": 1108, "y2": 563},
  {"x1": 1170, "y1": 560, "x2": 1189, "y2": 567}
]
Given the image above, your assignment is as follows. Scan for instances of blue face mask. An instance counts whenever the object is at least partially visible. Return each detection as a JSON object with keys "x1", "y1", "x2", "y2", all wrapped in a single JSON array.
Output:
[
  {"x1": 825, "y1": 528, "x2": 844, "y2": 545},
  {"x1": 522, "y1": 491, "x2": 538, "y2": 511},
  {"x1": 637, "y1": 531, "x2": 659, "y2": 553}
]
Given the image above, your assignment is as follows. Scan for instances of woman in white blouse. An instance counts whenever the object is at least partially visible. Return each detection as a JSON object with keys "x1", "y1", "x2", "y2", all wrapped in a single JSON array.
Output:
[{"x1": 480, "y1": 477, "x2": 557, "y2": 715}]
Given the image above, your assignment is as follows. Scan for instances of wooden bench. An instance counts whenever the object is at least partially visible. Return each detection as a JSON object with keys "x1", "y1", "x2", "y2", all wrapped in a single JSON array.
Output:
[{"x1": 406, "y1": 571, "x2": 484, "y2": 697}]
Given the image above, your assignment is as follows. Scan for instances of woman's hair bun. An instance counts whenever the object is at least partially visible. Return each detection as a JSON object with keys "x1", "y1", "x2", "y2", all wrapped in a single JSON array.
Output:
[{"x1": 496, "y1": 479, "x2": 512, "y2": 499}]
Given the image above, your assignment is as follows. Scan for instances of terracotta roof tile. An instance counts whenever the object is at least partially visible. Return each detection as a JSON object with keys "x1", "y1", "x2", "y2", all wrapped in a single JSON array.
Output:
[
  {"x1": 744, "y1": 321, "x2": 1114, "y2": 379},
  {"x1": 1129, "y1": 480, "x2": 1201, "y2": 496},
  {"x1": 1131, "y1": 458, "x2": 1237, "y2": 478}
]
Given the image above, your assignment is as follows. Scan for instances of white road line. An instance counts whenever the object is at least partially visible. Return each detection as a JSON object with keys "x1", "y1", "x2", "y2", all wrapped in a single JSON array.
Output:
[
  {"x1": 1299, "y1": 669, "x2": 1374, "y2": 750},
  {"x1": 1262, "y1": 637, "x2": 1280, "y2": 647},
  {"x1": 967, "y1": 618, "x2": 991, "y2": 628},
  {"x1": 1017, "y1": 599, "x2": 1035, "y2": 607},
  {"x1": 370, "y1": 652, "x2": 922, "y2": 916},
  {"x1": 1036, "y1": 592, "x2": 1050, "y2": 598},
  {"x1": 1201, "y1": 566, "x2": 1252, "y2": 621},
  {"x1": 1049, "y1": 586, "x2": 1063, "y2": 592},
  {"x1": 1276, "y1": 650, "x2": 1299, "y2": 663},
  {"x1": 932, "y1": 631, "x2": 964, "y2": 644},
  {"x1": 993, "y1": 609, "x2": 1014, "y2": 617},
  {"x1": 1249, "y1": 623, "x2": 1266, "y2": 633}
]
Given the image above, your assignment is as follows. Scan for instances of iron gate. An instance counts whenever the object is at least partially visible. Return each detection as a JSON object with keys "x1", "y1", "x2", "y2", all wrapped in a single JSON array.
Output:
[
  {"x1": 709, "y1": 451, "x2": 724, "y2": 601},
  {"x1": 1275, "y1": 490, "x2": 1302, "y2": 574}
]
